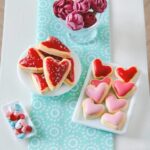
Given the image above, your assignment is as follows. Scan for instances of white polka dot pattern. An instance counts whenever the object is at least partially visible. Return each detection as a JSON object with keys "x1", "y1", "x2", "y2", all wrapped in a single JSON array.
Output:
[{"x1": 29, "y1": 0, "x2": 114, "y2": 150}]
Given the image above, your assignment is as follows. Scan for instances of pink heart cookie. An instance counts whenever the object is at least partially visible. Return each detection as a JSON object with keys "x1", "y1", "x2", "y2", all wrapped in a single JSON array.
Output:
[
  {"x1": 112, "y1": 80, "x2": 136, "y2": 98},
  {"x1": 106, "y1": 95, "x2": 128, "y2": 113},
  {"x1": 85, "y1": 83, "x2": 109, "y2": 103},
  {"x1": 82, "y1": 98, "x2": 105, "y2": 119},
  {"x1": 101, "y1": 111, "x2": 126, "y2": 130}
]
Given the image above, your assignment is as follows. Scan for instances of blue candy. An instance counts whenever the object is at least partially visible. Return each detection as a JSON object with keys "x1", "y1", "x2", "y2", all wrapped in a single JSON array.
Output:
[
  {"x1": 14, "y1": 104, "x2": 22, "y2": 112},
  {"x1": 9, "y1": 121, "x2": 16, "y2": 128},
  {"x1": 17, "y1": 133, "x2": 26, "y2": 139}
]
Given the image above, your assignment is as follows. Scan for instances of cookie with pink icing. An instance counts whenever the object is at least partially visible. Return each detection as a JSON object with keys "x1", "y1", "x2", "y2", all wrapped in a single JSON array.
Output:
[
  {"x1": 112, "y1": 80, "x2": 136, "y2": 99},
  {"x1": 85, "y1": 82, "x2": 110, "y2": 104},
  {"x1": 101, "y1": 111, "x2": 126, "y2": 130},
  {"x1": 105, "y1": 95, "x2": 128, "y2": 113},
  {"x1": 82, "y1": 98, "x2": 105, "y2": 119}
]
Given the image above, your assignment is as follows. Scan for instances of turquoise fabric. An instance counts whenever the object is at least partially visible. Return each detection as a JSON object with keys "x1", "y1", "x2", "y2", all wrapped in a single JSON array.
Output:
[{"x1": 28, "y1": 0, "x2": 114, "y2": 150}]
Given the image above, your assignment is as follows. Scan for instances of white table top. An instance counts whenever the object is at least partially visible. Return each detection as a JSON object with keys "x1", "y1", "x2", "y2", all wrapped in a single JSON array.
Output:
[{"x1": 0, "y1": 0, "x2": 150, "y2": 149}]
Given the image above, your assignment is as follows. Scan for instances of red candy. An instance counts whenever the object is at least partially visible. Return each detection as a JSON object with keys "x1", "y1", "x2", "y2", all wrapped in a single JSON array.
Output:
[
  {"x1": 18, "y1": 114, "x2": 25, "y2": 119},
  {"x1": 82, "y1": 12, "x2": 97, "y2": 28},
  {"x1": 9, "y1": 112, "x2": 19, "y2": 121},
  {"x1": 25, "y1": 125, "x2": 32, "y2": 133}
]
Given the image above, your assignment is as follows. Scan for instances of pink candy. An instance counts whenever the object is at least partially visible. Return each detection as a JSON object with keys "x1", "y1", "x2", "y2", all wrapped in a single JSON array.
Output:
[
  {"x1": 66, "y1": 11, "x2": 84, "y2": 30},
  {"x1": 74, "y1": 0, "x2": 90, "y2": 13},
  {"x1": 53, "y1": 0, "x2": 74, "y2": 20},
  {"x1": 90, "y1": 0, "x2": 107, "y2": 13}
]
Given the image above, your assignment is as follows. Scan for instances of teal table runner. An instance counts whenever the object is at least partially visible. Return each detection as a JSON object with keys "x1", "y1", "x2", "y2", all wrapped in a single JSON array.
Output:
[{"x1": 29, "y1": 0, "x2": 114, "y2": 150}]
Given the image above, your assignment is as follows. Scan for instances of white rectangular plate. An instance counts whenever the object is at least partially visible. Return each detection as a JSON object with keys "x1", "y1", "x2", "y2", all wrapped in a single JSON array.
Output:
[
  {"x1": 2, "y1": 101, "x2": 36, "y2": 139},
  {"x1": 72, "y1": 62, "x2": 141, "y2": 134}
]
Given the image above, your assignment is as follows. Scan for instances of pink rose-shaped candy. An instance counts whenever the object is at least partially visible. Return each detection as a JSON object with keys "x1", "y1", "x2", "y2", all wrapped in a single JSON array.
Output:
[
  {"x1": 53, "y1": 0, "x2": 74, "y2": 20},
  {"x1": 74, "y1": 0, "x2": 90, "y2": 13},
  {"x1": 66, "y1": 11, "x2": 84, "y2": 30},
  {"x1": 90, "y1": 0, "x2": 107, "y2": 13}
]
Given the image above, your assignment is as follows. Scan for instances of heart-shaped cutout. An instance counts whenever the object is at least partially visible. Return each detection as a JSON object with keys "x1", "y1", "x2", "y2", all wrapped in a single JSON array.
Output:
[
  {"x1": 82, "y1": 98, "x2": 105, "y2": 119},
  {"x1": 115, "y1": 66, "x2": 138, "y2": 82},
  {"x1": 37, "y1": 36, "x2": 71, "y2": 58},
  {"x1": 92, "y1": 59, "x2": 113, "y2": 79},
  {"x1": 106, "y1": 95, "x2": 128, "y2": 113},
  {"x1": 85, "y1": 82, "x2": 109, "y2": 103},
  {"x1": 90, "y1": 77, "x2": 112, "y2": 87},
  {"x1": 19, "y1": 48, "x2": 44, "y2": 73},
  {"x1": 32, "y1": 73, "x2": 49, "y2": 94},
  {"x1": 101, "y1": 111, "x2": 125, "y2": 130},
  {"x1": 113, "y1": 80, "x2": 136, "y2": 98},
  {"x1": 43, "y1": 57, "x2": 71, "y2": 91}
]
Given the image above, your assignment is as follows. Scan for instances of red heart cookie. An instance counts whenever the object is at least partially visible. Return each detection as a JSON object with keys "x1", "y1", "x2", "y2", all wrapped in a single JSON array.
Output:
[
  {"x1": 19, "y1": 48, "x2": 44, "y2": 73},
  {"x1": 90, "y1": 77, "x2": 112, "y2": 87},
  {"x1": 92, "y1": 59, "x2": 113, "y2": 79},
  {"x1": 115, "y1": 66, "x2": 138, "y2": 82},
  {"x1": 37, "y1": 36, "x2": 71, "y2": 58},
  {"x1": 43, "y1": 57, "x2": 71, "y2": 90},
  {"x1": 112, "y1": 80, "x2": 136, "y2": 98},
  {"x1": 32, "y1": 73, "x2": 49, "y2": 94},
  {"x1": 64, "y1": 57, "x2": 75, "y2": 86}
]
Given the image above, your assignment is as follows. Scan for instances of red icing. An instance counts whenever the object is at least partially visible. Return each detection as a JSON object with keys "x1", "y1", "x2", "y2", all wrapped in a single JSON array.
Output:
[
  {"x1": 66, "y1": 57, "x2": 75, "y2": 83},
  {"x1": 42, "y1": 36, "x2": 70, "y2": 52},
  {"x1": 93, "y1": 59, "x2": 112, "y2": 78},
  {"x1": 33, "y1": 73, "x2": 48, "y2": 91},
  {"x1": 116, "y1": 67, "x2": 138, "y2": 82},
  {"x1": 39, "y1": 50, "x2": 62, "y2": 61},
  {"x1": 45, "y1": 57, "x2": 70, "y2": 86},
  {"x1": 19, "y1": 48, "x2": 43, "y2": 68},
  {"x1": 91, "y1": 77, "x2": 111, "y2": 87}
]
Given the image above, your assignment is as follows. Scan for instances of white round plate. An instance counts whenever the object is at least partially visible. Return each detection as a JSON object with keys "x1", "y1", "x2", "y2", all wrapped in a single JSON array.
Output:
[{"x1": 17, "y1": 50, "x2": 82, "y2": 96}]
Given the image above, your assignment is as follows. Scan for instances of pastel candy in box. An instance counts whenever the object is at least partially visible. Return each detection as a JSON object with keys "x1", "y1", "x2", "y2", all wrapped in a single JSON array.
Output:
[{"x1": 2, "y1": 101, "x2": 36, "y2": 139}]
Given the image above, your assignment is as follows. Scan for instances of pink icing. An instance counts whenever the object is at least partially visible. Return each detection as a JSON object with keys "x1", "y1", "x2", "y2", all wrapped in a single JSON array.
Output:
[
  {"x1": 83, "y1": 98, "x2": 104, "y2": 115},
  {"x1": 106, "y1": 95, "x2": 127, "y2": 112},
  {"x1": 102, "y1": 111, "x2": 124, "y2": 125},
  {"x1": 113, "y1": 80, "x2": 135, "y2": 96},
  {"x1": 85, "y1": 82, "x2": 108, "y2": 103},
  {"x1": 73, "y1": 0, "x2": 90, "y2": 13},
  {"x1": 66, "y1": 11, "x2": 84, "y2": 30}
]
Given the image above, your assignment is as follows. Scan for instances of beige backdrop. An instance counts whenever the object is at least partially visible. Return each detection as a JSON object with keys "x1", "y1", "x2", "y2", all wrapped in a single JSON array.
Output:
[{"x1": 0, "y1": 0, "x2": 150, "y2": 79}]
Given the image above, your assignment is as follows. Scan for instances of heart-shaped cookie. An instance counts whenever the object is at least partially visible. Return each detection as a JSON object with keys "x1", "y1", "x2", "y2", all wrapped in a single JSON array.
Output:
[
  {"x1": 64, "y1": 57, "x2": 75, "y2": 86},
  {"x1": 92, "y1": 59, "x2": 113, "y2": 79},
  {"x1": 90, "y1": 77, "x2": 112, "y2": 87},
  {"x1": 19, "y1": 48, "x2": 44, "y2": 73},
  {"x1": 32, "y1": 73, "x2": 49, "y2": 94},
  {"x1": 101, "y1": 111, "x2": 126, "y2": 130},
  {"x1": 112, "y1": 80, "x2": 136, "y2": 98},
  {"x1": 106, "y1": 95, "x2": 128, "y2": 113},
  {"x1": 85, "y1": 83, "x2": 109, "y2": 103},
  {"x1": 115, "y1": 66, "x2": 138, "y2": 82},
  {"x1": 82, "y1": 98, "x2": 105, "y2": 119},
  {"x1": 37, "y1": 36, "x2": 71, "y2": 58},
  {"x1": 43, "y1": 57, "x2": 71, "y2": 91}
]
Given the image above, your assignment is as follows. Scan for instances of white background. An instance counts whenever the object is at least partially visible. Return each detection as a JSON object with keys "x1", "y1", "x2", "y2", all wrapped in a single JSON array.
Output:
[{"x1": 0, "y1": 0, "x2": 150, "y2": 150}]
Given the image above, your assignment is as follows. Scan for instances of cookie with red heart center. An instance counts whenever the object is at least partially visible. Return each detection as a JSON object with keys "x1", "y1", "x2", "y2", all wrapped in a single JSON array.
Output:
[
  {"x1": 92, "y1": 59, "x2": 113, "y2": 79},
  {"x1": 64, "y1": 57, "x2": 75, "y2": 86},
  {"x1": 112, "y1": 80, "x2": 136, "y2": 98},
  {"x1": 37, "y1": 36, "x2": 71, "y2": 58},
  {"x1": 101, "y1": 111, "x2": 126, "y2": 130},
  {"x1": 43, "y1": 57, "x2": 71, "y2": 91},
  {"x1": 82, "y1": 98, "x2": 105, "y2": 119},
  {"x1": 115, "y1": 66, "x2": 138, "y2": 82},
  {"x1": 32, "y1": 73, "x2": 49, "y2": 94},
  {"x1": 19, "y1": 48, "x2": 44, "y2": 73}
]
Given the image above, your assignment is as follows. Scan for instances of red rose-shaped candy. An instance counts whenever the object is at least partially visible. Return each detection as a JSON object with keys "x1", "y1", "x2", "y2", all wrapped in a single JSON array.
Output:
[
  {"x1": 53, "y1": 0, "x2": 74, "y2": 20},
  {"x1": 74, "y1": 0, "x2": 90, "y2": 13},
  {"x1": 66, "y1": 11, "x2": 84, "y2": 30},
  {"x1": 90, "y1": 0, "x2": 107, "y2": 13},
  {"x1": 82, "y1": 11, "x2": 97, "y2": 28}
]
